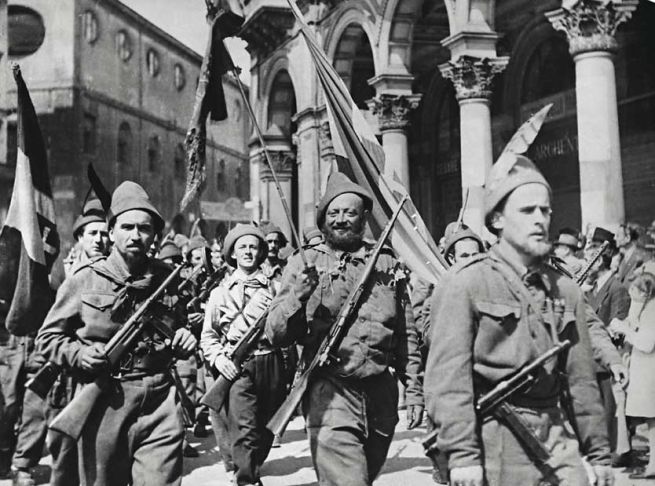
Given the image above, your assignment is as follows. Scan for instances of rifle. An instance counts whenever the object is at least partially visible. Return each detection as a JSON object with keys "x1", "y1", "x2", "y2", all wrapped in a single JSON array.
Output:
[
  {"x1": 422, "y1": 339, "x2": 571, "y2": 454},
  {"x1": 575, "y1": 241, "x2": 609, "y2": 285},
  {"x1": 267, "y1": 196, "x2": 409, "y2": 437},
  {"x1": 26, "y1": 361, "x2": 62, "y2": 400},
  {"x1": 186, "y1": 264, "x2": 229, "y2": 313},
  {"x1": 49, "y1": 263, "x2": 187, "y2": 440},
  {"x1": 199, "y1": 309, "x2": 269, "y2": 411}
]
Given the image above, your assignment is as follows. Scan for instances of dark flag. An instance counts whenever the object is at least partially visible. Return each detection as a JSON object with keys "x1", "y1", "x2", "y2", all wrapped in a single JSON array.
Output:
[
  {"x1": 180, "y1": 9, "x2": 244, "y2": 211},
  {"x1": 0, "y1": 64, "x2": 60, "y2": 335},
  {"x1": 286, "y1": 0, "x2": 448, "y2": 284}
]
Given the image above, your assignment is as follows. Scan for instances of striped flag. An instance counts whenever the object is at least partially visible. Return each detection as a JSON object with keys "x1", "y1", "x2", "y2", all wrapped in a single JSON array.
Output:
[
  {"x1": 286, "y1": 0, "x2": 448, "y2": 284},
  {"x1": 0, "y1": 65, "x2": 59, "y2": 335}
]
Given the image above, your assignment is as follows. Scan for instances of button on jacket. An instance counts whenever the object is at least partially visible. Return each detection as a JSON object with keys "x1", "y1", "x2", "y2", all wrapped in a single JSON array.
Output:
[
  {"x1": 265, "y1": 242, "x2": 422, "y2": 405},
  {"x1": 425, "y1": 245, "x2": 610, "y2": 470}
]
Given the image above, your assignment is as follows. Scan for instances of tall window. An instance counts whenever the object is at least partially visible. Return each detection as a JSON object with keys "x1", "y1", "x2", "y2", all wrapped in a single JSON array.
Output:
[
  {"x1": 82, "y1": 10, "x2": 98, "y2": 44},
  {"x1": 147, "y1": 135, "x2": 160, "y2": 172},
  {"x1": 82, "y1": 113, "x2": 97, "y2": 154},
  {"x1": 146, "y1": 49, "x2": 160, "y2": 77},
  {"x1": 175, "y1": 143, "x2": 185, "y2": 179},
  {"x1": 174, "y1": 64, "x2": 186, "y2": 91},
  {"x1": 117, "y1": 122, "x2": 132, "y2": 165},
  {"x1": 115, "y1": 30, "x2": 132, "y2": 62}
]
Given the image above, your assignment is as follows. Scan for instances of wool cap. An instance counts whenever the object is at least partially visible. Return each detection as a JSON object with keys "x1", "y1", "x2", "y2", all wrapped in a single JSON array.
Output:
[
  {"x1": 157, "y1": 240, "x2": 182, "y2": 262},
  {"x1": 260, "y1": 222, "x2": 288, "y2": 246},
  {"x1": 443, "y1": 225, "x2": 484, "y2": 258},
  {"x1": 223, "y1": 224, "x2": 266, "y2": 267},
  {"x1": 73, "y1": 198, "x2": 106, "y2": 238},
  {"x1": 554, "y1": 233, "x2": 579, "y2": 250},
  {"x1": 108, "y1": 181, "x2": 164, "y2": 232},
  {"x1": 484, "y1": 154, "x2": 551, "y2": 233},
  {"x1": 316, "y1": 172, "x2": 373, "y2": 228}
]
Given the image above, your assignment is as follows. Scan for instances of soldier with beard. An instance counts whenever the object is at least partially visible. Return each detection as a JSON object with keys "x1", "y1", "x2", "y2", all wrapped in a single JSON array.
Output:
[
  {"x1": 266, "y1": 172, "x2": 423, "y2": 486},
  {"x1": 425, "y1": 155, "x2": 612, "y2": 486}
]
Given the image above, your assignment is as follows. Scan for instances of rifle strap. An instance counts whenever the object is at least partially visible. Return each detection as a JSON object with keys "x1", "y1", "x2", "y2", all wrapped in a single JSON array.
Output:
[{"x1": 492, "y1": 402, "x2": 559, "y2": 482}]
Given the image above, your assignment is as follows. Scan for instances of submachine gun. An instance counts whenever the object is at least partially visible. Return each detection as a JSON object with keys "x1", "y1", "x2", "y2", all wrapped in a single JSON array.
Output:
[
  {"x1": 48, "y1": 262, "x2": 190, "y2": 440},
  {"x1": 267, "y1": 196, "x2": 409, "y2": 437}
]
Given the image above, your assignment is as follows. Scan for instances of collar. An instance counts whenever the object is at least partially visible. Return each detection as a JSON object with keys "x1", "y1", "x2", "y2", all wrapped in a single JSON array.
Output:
[
  {"x1": 226, "y1": 268, "x2": 269, "y2": 289},
  {"x1": 595, "y1": 270, "x2": 613, "y2": 293},
  {"x1": 491, "y1": 243, "x2": 551, "y2": 292}
]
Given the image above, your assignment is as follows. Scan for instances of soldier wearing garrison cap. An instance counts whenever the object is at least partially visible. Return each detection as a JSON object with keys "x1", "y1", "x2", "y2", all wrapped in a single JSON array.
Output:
[
  {"x1": 201, "y1": 224, "x2": 285, "y2": 485},
  {"x1": 36, "y1": 181, "x2": 196, "y2": 486},
  {"x1": 266, "y1": 171, "x2": 423, "y2": 485},
  {"x1": 425, "y1": 154, "x2": 613, "y2": 486}
]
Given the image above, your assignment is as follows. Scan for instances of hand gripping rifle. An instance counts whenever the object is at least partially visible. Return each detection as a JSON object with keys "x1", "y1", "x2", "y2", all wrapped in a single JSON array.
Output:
[
  {"x1": 267, "y1": 196, "x2": 409, "y2": 437},
  {"x1": 422, "y1": 339, "x2": 571, "y2": 460},
  {"x1": 199, "y1": 309, "x2": 270, "y2": 412},
  {"x1": 49, "y1": 263, "x2": 188, "y2": 440}
]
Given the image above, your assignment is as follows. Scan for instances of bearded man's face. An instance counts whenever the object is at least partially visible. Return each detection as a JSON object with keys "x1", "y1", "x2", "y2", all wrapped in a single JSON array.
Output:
[{"x1": 322, "y1": 193, "x2": 367, "y2": 251}]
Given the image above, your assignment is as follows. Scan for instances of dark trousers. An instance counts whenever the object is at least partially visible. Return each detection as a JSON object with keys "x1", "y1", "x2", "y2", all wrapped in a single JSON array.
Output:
[
  {"x1": 304, "y1": 372, "x2": 398, "y2": 486},
  {"x1": 225, "y1": 351, "x2": 286, "y2": 486},
  {"x1": 79, "y1": 373, "x2": 184, "y2": 486},
  {"x1": 597, "y1": 372, "x2": 617, "y2": 452}
]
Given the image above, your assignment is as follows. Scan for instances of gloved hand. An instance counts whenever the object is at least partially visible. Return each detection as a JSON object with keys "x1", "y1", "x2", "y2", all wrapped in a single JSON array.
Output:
[{"x1": 406, "y1": 404, "x2": 424, "y2": 430}]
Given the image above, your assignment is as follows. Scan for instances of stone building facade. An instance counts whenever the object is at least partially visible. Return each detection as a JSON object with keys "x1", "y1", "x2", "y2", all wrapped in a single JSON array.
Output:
[
  {"x1": 0, "y1": 0, "x2": 250, "y2": 260},
  {"x1": 240, "y1": 0, "x2": 655, "y2": 240}
]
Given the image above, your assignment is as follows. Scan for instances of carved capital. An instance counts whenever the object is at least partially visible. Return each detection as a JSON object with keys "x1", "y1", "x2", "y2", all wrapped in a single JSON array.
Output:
[
  {"x1": 318, "y1": 121, "x2": 335, "y2": 160},
  {"x1": 368, "y1": 94, "x2": 422, "y2": 131},
  {"x1": 439, "y1": 55, "x2": 508, "y2": 101},
  {"x1": 546, "y1": 0, "x2": 638, "y2": 56},
  {"x1": 259, "y1": 150, "x2": 295, "y2": 181}
]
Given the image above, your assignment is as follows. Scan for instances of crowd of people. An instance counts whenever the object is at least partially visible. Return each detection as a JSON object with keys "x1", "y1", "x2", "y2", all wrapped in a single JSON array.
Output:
[{"x1": 0, "y1": 153, "x2": 654, "y2": 486}]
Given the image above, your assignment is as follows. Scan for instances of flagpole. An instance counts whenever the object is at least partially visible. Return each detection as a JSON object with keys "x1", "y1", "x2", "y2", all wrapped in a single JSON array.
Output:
[{"x1": 221, "y1": 41, "x2": 308, "y2": 265}]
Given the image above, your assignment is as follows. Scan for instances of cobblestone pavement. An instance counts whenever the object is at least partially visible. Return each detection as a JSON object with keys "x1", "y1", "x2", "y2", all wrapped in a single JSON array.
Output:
[{"x1": 0, "y1": 415, "x2": 647, "y2": 485}]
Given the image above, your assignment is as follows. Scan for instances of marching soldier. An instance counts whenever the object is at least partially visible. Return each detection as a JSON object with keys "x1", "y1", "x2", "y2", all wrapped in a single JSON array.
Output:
[
  {"x1": 201, "y1": 224, "x2": 286, "y2": 486},
  {"x1": 266, "y1": 172, "x2": 423, "y2": 486},
  {"x1": 425, "y1": 155, "x2": 613, "y2": 486},
  {"x1": 36, "y1": 181, "x2": 196, "y2": 486},
  {"x1": 11, "y1": 198, "x2": 110, "y2": 486},
  {"x1": 260, "y1": 223, "x2": 287, "y2": 282}
]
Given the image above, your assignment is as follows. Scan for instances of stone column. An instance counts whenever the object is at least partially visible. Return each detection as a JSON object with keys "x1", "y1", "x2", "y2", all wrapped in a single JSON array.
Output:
[
  {"x1": 368, "y1": 94, "x2": 421, "y2": 188},
  {"x1": 547, "y1": 0, "x2": 638, "y2": 231},
  {"x1": 259, "y1": 148, "x2": 295, "y2": 236},
  {"x1": 439, "y1": 55, "x2": 507, "y2": 233}
]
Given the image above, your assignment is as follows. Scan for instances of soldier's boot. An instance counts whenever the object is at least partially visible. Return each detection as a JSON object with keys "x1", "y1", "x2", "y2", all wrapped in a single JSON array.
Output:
[{"x1": 12, "y1": 468, "x2": 35, "y2": 486}]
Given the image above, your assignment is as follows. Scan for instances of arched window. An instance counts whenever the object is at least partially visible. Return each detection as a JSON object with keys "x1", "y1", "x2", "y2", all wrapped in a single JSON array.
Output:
[
  {"x1": 81, "y1": 10, "x2": 99, "y2": 44},
  {"x1": 147, "y1": 135, "x2": 160, "y2": 172},
  {"x1": 175, "y1": 143, "x2": 185, "y2": 179},
  {"x1": 333, "y1": 24, "x2": 375, "y2": 109},
  {"x1": 117, "y1": 122, "x2": 132, "y2": 165},
  {"x1": 146, "y1": 49, "x2": 160, "y2": 77},
  {"x1": 115, "y1": 30, "x2": 132, "y2": 62},
  {"x1": 267, "y1": 71, "x2": 296, "y2": 136},
  {"x1": 235, "y1": 165, "x2": 243, "y2": 199},
  {"x1": 174, "y1": 64, "x2": 186, "y2": 91}
]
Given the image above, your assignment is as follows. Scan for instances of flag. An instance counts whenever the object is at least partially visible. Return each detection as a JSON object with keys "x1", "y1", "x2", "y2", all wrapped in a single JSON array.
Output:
[
  {"x1": 286, "y1": 0, "x2": 448, "y2": 284},
  {"x1": 0, "y1": 64, "x2": 60, "y2": 335},
  {"x1": 180, "y1": 10, "x2": 244, "y2": 211}
]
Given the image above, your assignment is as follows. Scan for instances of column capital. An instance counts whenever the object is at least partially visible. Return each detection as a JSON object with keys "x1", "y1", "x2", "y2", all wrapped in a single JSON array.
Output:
[
  {"x1": 259, "y1": 150, "x2": 295, "y2": 182},
  {"x1": 545, "y1": 0, "x2": 638, "y2": 57},
  {"x1": 439, "y1": 55, "x2": 508, "y2": 101},
  {"x1": 367, "y1": 93, "x2": 422, "y2": 131}
]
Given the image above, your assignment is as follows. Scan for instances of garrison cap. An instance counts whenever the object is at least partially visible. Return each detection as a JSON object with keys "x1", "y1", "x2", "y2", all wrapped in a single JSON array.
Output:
[
  {"x1": 484, "y1": 154, "x2": 551, "y2": 233},
  {"x1": 73, "y1": 198, "x2": 106, "y2": 238},
  {"x1": 260, "y1": 222, "x2": 288, "y2": 246},
  {"x1": 223, "y1": 224, "x2": 266, "y2": 267},
  {"x1": 444, "y1": 225, "x2": 484, "y2": 258},
  {"x1": 316, "y1": 172, "x2": 373, "y2": 228},
  {"x1": 108, "y1": 181, "x2": 164, "y2": 233},
  {"x1": 157, "y1": 240, "x2": 182, "y2": 262}
]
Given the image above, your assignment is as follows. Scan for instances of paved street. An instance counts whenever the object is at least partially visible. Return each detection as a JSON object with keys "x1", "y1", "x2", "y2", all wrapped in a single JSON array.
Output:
[{"x1": 2, "y1": 414, "x2": 646, "y2": 486}]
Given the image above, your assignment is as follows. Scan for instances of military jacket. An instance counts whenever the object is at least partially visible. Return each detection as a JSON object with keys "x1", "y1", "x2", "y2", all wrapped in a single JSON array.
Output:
[
  {"x1": 265, "y1": 241, "x2": 423, "y2": 405},
  {"x1": 424, "y1": 244, "x2": 610, "y2": 469},
  {"x1": 36, "y1": 251, "x2": 185, "y2": 375},
  {"x1": 201, "y1": 268, "x2": 275, "y2": 368}
]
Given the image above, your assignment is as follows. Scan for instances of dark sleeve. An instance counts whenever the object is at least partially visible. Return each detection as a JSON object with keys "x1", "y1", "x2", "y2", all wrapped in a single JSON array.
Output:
[
  {"x1": 395, "y1": 277, "x2": 423, "y2": 407},
  {"x1": 565, "y1": 293, "x2": 612, "y2": 466},
  {"x1": 424, "y1": 272, "x2": 480, "y2": 469},
  {"x1": 35, "y1": 274, "x2": 86, "y2": 369},
  {"x1": 610, "y1": 282, "x2": 630, "y2": 321},
  {"x1": 585, "y1": 299, "x2": 622, "y2": 369},
  {"x1": 265, "y1": 255, "x2": 309, "y2": 347}
]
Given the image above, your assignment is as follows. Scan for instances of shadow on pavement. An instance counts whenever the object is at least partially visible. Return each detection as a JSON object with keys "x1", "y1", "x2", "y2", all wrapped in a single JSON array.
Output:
[{"x1": 262, "y1": 454, "x2": 314, "y2": 477}]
